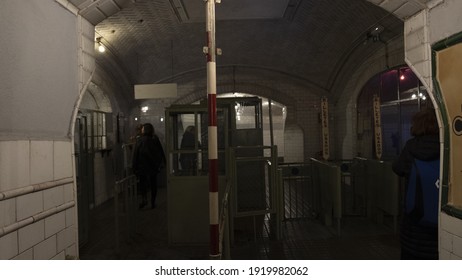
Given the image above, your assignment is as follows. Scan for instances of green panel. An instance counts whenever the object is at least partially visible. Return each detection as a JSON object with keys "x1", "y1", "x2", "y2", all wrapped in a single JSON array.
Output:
[
  {"x1": 368, "y1": 160, "x2": 399, "y2": 216},
  {"x1": 311, "y1": 160, "x2": 342, "y2": 225},
  {"x1": 168, "y1": 176, "x2": 226, "y2": 244}
]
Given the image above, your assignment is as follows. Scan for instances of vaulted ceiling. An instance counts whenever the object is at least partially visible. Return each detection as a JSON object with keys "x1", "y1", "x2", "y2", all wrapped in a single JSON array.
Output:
[{"x1": 68, "y1": 0, "x2": 433, "y2": 101}]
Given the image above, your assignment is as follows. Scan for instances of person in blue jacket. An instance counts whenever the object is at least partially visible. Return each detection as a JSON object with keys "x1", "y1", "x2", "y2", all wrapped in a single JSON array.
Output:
[{"x1": 392, "y1": 107, "x2": 440, "y2": 260}]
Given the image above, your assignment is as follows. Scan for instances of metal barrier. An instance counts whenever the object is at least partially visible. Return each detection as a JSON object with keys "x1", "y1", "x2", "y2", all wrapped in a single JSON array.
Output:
[
  {"x1": 114, "y1": 175, "x2": 137, "y2": 254},
  {"x1": 217, "y1": 179, "x2": 232, "y2": 259},
  {"x1": 351, "y1": 158, "x2": 400, "y2": 232},
  {"x1": 310, "y1": 158, "x2": 342, "y2": 235},
  {"x1": 121, "y1": 143, "x2": 135, "y2": 177},
  {"x1": 229, "y1": 146, "x2": 282, "y2": 243},
  {"x1": 279, "y1": 162, "x2": 316, "y2": 220}
]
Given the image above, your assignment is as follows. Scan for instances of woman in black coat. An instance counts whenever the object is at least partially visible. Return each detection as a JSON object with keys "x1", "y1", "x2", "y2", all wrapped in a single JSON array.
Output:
[
  {"x1": 132, "y1": 123, "x2": 166, "y2": 209},
  {"x1": 392, "y1": 108, "x2": 440, "y2": 259}
]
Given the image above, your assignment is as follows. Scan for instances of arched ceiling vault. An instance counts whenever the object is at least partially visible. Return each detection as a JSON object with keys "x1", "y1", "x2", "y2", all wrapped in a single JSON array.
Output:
[{"x1": 67, "y1": 0, "x2": 433, "y2": 101}]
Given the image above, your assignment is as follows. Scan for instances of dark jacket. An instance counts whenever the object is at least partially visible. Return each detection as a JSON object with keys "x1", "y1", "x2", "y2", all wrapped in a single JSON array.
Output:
[
  {"x1": 392, "y1": 134, "x2": 440, "y2": 259},
  {"x1": 392, "y1": 134, "x2": 439, "y2": 177},
  {"x1": 132, "y1": 135, "x2": 165, "y2": 175}
]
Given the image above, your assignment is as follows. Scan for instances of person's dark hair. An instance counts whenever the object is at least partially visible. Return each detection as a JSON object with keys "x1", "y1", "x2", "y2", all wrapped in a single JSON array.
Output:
[
  {"x1": 185, "y1": 126, "x2": 195, "y2": 133},
  {"x1": 411, "y1": 108, "x2": 439, "y2": 136},
  {"x1": 142, "y1": 123, "x2": 154, "y2": 137}
]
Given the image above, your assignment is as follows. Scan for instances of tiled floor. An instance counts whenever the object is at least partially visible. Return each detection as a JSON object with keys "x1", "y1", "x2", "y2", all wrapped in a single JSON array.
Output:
[{"x1": 79, "y1": 186, "x2": 400, "y2": 260}]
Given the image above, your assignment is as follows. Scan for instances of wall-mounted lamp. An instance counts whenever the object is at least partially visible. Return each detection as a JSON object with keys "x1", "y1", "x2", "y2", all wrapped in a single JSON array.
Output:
[
  {"x1": 96, "y1": 37, "x2": 105, "y2": 53},
  {"x1": 412, "y1": 92, "x2": 426, "y2": 100},
  {"x1": 141, "y1": 106, "x2": 149, "y2": 113},
  {"x1": 364, "y1": 25, "x2": 384, "y2": 44}
]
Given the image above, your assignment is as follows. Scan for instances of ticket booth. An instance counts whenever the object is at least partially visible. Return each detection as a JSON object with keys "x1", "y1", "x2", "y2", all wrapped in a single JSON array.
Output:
[
  {"x1": 166, "y1": 97, "x2": 271, "y2": 245},
  {"x1": 165, "y1": 104, "x2": 228, "y2": 244}
]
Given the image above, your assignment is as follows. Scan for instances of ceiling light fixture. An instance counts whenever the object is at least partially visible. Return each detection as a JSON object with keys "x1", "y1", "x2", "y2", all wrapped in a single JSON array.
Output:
[
  {"x1": 96, "y1": 37, "x2": 105, "y2": 53},
  {"x1": 365, "y1": 25, "x2": 384, "y2": 44}
]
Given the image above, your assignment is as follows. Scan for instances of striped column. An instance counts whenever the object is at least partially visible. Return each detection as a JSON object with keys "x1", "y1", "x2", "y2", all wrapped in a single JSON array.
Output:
[{"x1": 205, "y1": 0, "x2": 219, "y2": 259}]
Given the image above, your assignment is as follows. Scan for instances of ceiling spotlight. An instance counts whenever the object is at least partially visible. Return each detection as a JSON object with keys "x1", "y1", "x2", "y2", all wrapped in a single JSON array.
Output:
[
  {"x1": 370, "y1": 25, "x2": 384, "y2": 36},
  {"x1": 141, "y1": 106, "x2": 149, "y2": 113},
  {"x1": 96, "y1": 37, "x2": 105, "y2": 53},
  {"x1": 98, "y1": 44, "x2": 105, "y2": 53}
]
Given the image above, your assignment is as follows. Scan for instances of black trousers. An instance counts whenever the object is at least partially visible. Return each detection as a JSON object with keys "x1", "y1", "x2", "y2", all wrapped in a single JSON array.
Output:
[
  {"x1": 400, "y1": 216, "x2": 438, "y2": 260},
  {"x1": 139, "y1": 173, "x2": 158, "y2": 206}
]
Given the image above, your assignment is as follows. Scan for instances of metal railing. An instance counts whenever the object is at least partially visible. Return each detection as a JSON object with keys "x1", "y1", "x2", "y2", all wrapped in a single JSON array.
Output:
[
  {"x1": 279, "y1": 162, "x2": 316, "y2": 220},
  {"x1": 217, "y1": 178, "x2": 232, "y2": 259},
  {"x1": 228, "y1": 145, "x2": 282, "y2": 243},
  {"x1": 310, "y1": 158, "x2": 342, "y2": 235},
  {"x1": 114, "y1": 175, "x2": 137, "y2": 254}
]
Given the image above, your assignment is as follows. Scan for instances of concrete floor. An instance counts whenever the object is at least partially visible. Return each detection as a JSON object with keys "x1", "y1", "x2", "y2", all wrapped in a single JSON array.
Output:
[{"x1": 79, "y1": 186, "x2": 400, "y2": 260}]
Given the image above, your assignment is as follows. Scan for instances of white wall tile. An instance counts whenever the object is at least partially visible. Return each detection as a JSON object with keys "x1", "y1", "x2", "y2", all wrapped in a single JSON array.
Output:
[
  {"x1": 43, "y1": 186, "x2": 64, "y2": 210},
  {"x1": 405, "y1": 27, "x2": 427, "y2": 50},
  {"x1": 45, "y1": 212, "x2": 66, "y2": 238},
  {"x1": 17, "y1": 191, "x2": 43, "y2": 221},
  {"x1": 440, "y1": 229, "x2": 453, "y2": 252},
  {"x1": 65, "y1": 207, "x2": 76, "y2": 227},
  {"x1": 18, "y1": 220, "x2": 44, "y2": 253},
  {"x1": 0, "y1": 232, "x2": 18, "y2": 259},
  {"x1": 30, "y1": 141, "x2": 54, "y2": 185},
  {"x1": 12, "y1": 248, "x2": 33, "y2": 260},
  {"x1": 0, "y1": 198, "x2": 16, "y2": 228},
  {"x1": 65, "y1": 244, "x2": 77, "y2": 259},
  {"x1": 51, "y1": 250, "x2": 66, "y2": 260},
  {"x1": 33, "y1": 235, "x2": 57, "y2": 260},
  {"x1": 441, "y1": 213, "x2": 462, "y2": 237},
  {"x1": 57, "y1": 227, "x2": 74, "y2": 252},
  {"x1": 64, "y1": 183, "x2": 74, "y2": 203},
  {"x1": 405, "y1": 10, "x2": 425, "y2": 35},
  {"x1": 0, "y1": 141, "x2": 30, "y2": 192},
  {"x1": 284, "y1": 125, "x2": 304, "y2": 162},
  {"x1": 450, "y1": 253, "x2": 462, "y2": 260},
  {"x1": 406, "y1": 45, "x2": 429, "y2": 64},
  {"x1": 453, "y1": 234, "x2": 462, "y2": 258},
  {"x1": 440, "y1": 248, "x2": 451, "y2": 260},
  {"x1": 53, "y1": 141, "x2": 73, "y2": 179}
]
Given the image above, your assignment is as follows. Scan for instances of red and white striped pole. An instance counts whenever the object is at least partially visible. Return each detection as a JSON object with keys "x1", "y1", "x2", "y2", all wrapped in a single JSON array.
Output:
[{"x1": 205, "y1": 0, "x2": 219, "y2": 259}]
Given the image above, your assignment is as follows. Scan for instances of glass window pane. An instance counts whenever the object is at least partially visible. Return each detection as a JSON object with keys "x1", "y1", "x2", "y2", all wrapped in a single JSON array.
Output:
[
  {"x1": 235, "y1": 101, "x2": 257, "y2": 129},
  {"x1": 381, "y1": 105, "x2": 400, "y2": 159},
  {"x1": 399, "y1": 67, "x2": 420, "y2": 100}
]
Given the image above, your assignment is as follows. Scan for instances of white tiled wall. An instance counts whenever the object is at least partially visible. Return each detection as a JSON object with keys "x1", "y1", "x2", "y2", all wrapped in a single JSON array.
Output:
[
  {"x1": 17, "y1": 192, "x2": 44, "y2": 221},
  {"x1": 0, "y1": 198, "x2": 15, "y2": 228},
  {"x1": 34, "y1": 235, "x2": 57, "y2": 260},
  {"x1": 0, "y1": 140, "x2": 77, "y2": 260},
  {"x1": 30, "y1": 141, "x2": 54, "y2": 185},
  {"x1": 0, "y1": 232, "x2": 18, "y2": 259},
  {"x1": 54, "y1": 141, "x2": 73, "y2": 179},
  {"x1": 284, "y1": 124, "x2": 304, "y2": 162},
  {"x1": 0, "y1": 141, "x2": 30, "y2": 192},
  {"x1": 44, "y1": 186, "x2": 65, "y2": 211},
  {"x1": 18, "y1": 220, "x2": 45, "y2": 253},
  {"x1": 440, "y1": 213, "x2": 462, "y2": 259},
  {"x1": 405, "y1": 10, "x2": 432, "y2": 91}
]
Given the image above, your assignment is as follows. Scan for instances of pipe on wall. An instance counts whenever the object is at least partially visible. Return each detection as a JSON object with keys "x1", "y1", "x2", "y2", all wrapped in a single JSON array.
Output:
[
  {"x1": 0, "y1": 177, "x2": 73, "y2": 201},
  {"x1": 0, "y1": 201, "x2": 75, "y2": 238}
]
